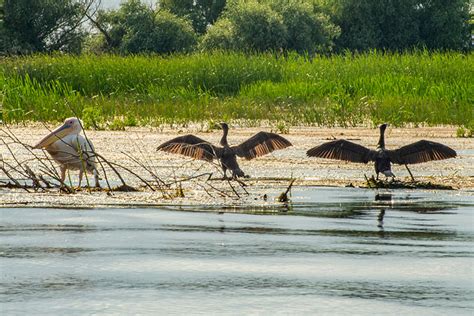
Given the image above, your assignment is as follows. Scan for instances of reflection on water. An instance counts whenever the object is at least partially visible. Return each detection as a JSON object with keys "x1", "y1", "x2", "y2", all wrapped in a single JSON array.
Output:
[{"x1": 1, "y1": 187, "x2": 473, "y2": 315}]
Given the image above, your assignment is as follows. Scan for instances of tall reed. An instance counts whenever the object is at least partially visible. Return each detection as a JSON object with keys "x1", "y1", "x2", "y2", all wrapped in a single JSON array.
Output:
[{"x1": 2, "y1": 51, "x2": 472, "y2": 127}]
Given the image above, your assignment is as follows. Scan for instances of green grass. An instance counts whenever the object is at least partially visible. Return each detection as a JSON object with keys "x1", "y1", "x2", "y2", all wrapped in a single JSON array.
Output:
[{"x1": 1, "y1": 51, "x2": 473, "y2": 128}]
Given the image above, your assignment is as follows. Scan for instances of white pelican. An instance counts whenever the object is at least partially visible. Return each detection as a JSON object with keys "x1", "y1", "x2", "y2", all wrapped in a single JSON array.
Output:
[{"x1": 34, "y1": 117, "x2": 99, "y2": 187}]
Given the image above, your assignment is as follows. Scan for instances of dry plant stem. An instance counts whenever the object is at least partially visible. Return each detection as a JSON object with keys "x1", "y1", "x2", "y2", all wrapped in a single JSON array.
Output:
[
  {"x1": 203, "y1": 180, "x2": 234, "y2": 198},
  {"x1": 0, "y1": 164, "x2": 29, "y2": 191},
  {"x1": 164, "y1": 172, "x2": 213, "y2": 186},
  {"x1": 92, "y1": 153, "x2": 128, "y2": 187},
  {"x1": 2, "y1": 127, "x2": 63, "y2": 183},
  {"x1": 24, "y1": 165, "x2": 42, "y2": 190},
  {"x1": 121, "y1": 151, "x2": 166, "y2": 189},
  {"x1": 96, "y1": 157, "x2": 112, "y2": 191},
  {"x1": 102, "y1": 158, "x2": 156, "y2": 191},
  {"x1": 131, "y1": 137, "x2": 166, "y2": 187},
  {"x1": 195, "y1": 182, "x2": 215, "y2": 198},
  {"x1": 1, "y1": 137, "x2": 30, "y2": 179},
  {"x1": 1, "y1": 126, "x2": 70, "y2": 190}
]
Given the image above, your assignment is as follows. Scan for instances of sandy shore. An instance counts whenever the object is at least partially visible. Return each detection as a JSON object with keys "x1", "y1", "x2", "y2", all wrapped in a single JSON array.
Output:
[{"x1": 1, "y1": 125, "x2": 473, "y2": 207}]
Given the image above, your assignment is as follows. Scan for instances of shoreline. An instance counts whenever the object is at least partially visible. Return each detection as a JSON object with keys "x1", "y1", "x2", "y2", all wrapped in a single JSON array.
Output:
[{"x1": 1, "y1": 125, "x2": 473, "y2": 207}]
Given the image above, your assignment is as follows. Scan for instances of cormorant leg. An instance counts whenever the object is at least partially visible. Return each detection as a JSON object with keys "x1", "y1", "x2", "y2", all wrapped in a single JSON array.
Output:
[{"x1": 405, "y1": 164, "x2": 415, "y2": 182}]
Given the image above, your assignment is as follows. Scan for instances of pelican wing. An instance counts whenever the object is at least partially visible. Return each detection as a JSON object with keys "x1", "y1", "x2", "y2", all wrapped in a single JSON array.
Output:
[
  {"x1": 306, "y1": 139, "x2": 376, "y2": 163},
  {"x1": 157, "y1": 135, "x2": 222, "y2": 161},
  {"x1": 387, "y1": 140, "x2": 456, "y2": 165},
  {"x1": 232, "y1": 132, "x2": 292, "y2": 160}
]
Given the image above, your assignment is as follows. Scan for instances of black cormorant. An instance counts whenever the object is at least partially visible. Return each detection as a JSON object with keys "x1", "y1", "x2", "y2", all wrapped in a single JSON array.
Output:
[
  {"x1": 306, "y1": 123, "x2": 456, "y2": 179},
  {"x1": 157, "y1": 122, "x2": 292, "y2": 179}
]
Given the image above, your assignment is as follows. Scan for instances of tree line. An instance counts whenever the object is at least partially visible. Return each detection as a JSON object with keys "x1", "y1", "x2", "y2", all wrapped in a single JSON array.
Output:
[{"x1": 1, "y1": 0, "x2": 472, "y2": 56}]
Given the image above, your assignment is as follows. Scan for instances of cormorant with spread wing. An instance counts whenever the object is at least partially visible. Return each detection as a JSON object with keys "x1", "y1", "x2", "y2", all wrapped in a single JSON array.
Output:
[
  {"x1": 306, "y1": 123, "x2": 456, "y2": 179},
  {"x1": 157, "y1": 123, "x2": 292, "y2": 179}
]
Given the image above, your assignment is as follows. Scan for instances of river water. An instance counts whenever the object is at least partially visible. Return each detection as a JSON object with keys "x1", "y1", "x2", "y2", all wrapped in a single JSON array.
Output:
[{"x1": 1, "y1": 187, "x2": 473, "y2": 315}]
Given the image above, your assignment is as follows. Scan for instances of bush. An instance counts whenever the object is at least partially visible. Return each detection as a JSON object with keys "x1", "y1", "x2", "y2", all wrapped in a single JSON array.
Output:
[
  {"x1": 201, "y1": 0, "x2": 339, "y2": 54},
  {"x1": 271, "y1": 0, "x2": 340, "y2": 53},
  {"x1": 199, "y1": 18, "x2": 235, "y2": 51},
  {"x1": 226, "y1": 0, "x2": 287, "y2": 52},
  {"x1": 96, "y1": 0, "x2": 197, "y2": 54},
  {"x1": 144, "y1": 10, "x2": 197, "y2": 54}
]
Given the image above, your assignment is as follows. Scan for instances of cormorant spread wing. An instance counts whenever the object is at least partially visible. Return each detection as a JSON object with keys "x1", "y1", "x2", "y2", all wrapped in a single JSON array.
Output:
[
  {"x1": 306, "y1": 139, "x2": 377, "y2": 163},
  {"x1": 157, "y1": 135, "x2": 223, "y2": 161},
  {"x1": 232, "y1": 132, "x2": 292, "y2": 160},
  {"x1": 387, "y1": 140, "x2": 456, "y2": 165}
]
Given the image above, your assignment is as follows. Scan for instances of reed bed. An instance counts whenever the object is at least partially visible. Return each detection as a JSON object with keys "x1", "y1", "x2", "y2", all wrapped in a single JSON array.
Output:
[{"x1": 2, "y1": 51, "x2": 472, "y2": 128}]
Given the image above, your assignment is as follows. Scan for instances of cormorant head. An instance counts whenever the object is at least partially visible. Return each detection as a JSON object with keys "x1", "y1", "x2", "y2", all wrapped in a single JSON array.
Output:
[
  {"x1": 379, "y1": 123, "x2": 388, "y2": 131},
  {"x1": 219, "y1": 122, "x2": 229, "y2": 131}
]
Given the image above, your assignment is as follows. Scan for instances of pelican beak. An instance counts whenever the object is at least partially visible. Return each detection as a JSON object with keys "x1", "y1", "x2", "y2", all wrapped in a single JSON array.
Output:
[{"x1": 33, "y1": 123, "x2": 71, "y2": 149}]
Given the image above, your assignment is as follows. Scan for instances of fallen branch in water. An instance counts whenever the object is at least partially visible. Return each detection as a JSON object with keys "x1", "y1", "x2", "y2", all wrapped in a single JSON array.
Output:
[{"x1": 277, "y1": 178, "x2": 296, "y2": 202}]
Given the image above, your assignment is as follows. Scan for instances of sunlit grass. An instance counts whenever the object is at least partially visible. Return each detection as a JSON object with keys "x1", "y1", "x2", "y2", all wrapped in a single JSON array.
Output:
[{"x1": 1, "y1": 51, "x2": 472, "y2": 128}]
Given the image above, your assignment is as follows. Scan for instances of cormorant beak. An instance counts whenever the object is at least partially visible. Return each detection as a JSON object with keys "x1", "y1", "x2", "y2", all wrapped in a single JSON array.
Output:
[{"x1": 33, "y1": 123, "x2": 72, "y2": 149}]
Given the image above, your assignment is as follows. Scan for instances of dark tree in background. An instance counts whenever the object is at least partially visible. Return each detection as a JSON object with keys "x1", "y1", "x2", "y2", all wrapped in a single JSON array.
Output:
[
  {"x1": 334, "y1": 0, "x2": 471, "y2": 51},
  {"x1": 418, "y1": 0, "x2": 471, "y2": 50},
  {"x1": 160, "y1": 0, "x2": 226, "y2": 34},
  {"x1": 1, "y1": 0, "x2": 98, "y2": 54}
]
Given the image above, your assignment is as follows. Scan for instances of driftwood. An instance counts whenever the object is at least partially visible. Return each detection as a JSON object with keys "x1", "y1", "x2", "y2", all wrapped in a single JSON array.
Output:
[{"x1": 277, "y1": 179, "x2": 296, "y2": 202}]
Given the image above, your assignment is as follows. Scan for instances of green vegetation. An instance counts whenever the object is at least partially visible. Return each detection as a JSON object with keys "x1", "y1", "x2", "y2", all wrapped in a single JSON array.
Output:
[
  {"x1": 200, "y1": 0, "x2": 339, "y2": 53},
  {"x1": 1, "y1": 0, "x2": 471, "y2": 56},
  {"x1": 1, "y1": 51, "x2": 473, "y2": 127}
]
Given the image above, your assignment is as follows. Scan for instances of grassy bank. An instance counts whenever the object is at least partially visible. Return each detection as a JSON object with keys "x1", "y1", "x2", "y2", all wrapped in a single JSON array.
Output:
[{"x1": 1, "y1": 51, "x2": 473, "y2": 129}]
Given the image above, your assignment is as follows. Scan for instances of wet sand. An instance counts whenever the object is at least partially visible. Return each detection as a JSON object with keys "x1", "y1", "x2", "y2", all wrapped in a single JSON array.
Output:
[{"x1": 1, "y1": 125, "x2": 473, "y2": 208}]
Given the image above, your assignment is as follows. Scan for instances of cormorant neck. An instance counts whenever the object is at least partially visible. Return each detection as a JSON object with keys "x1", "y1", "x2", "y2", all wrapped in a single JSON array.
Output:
[
  {"x1": 220, "y1": 127, "x2": 229, "y2": 147},
  {"x1": 377, "y1": 126, "x2": 386, "y2": 149}
]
